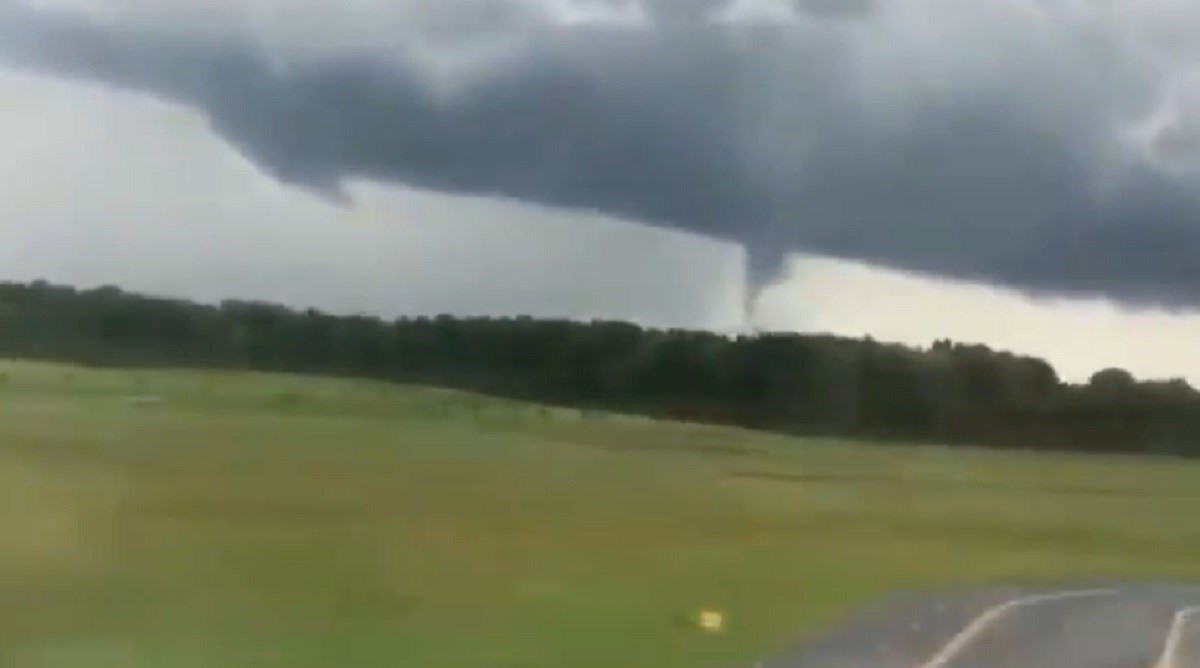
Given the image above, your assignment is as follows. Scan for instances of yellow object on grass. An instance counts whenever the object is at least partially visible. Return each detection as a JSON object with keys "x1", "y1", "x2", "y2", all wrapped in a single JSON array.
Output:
[{"x1": 697, "y1": 609, "x2": 725, "y2": 633}]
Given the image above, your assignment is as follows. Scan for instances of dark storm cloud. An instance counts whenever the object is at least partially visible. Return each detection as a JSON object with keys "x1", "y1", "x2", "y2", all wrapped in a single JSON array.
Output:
[{"x1": 1, "y1": 0, "x2": 1199, "y2": 306}]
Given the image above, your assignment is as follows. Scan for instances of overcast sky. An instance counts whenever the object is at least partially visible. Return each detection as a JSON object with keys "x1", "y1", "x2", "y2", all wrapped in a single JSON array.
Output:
[{"x1": 1, "y1": 0, "x2": 1200, "y2": 383}]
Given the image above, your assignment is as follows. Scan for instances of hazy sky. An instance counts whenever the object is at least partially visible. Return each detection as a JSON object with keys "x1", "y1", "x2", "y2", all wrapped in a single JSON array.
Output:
[{"x1": 1, "y1": 0, "x2": 1200, "y2": 383}]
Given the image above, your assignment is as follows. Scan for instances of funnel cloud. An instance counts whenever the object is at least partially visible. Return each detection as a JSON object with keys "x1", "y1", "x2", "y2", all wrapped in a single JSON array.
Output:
[{"x1": 1, "y1": 0, "x2": 1200, "y2": 307}]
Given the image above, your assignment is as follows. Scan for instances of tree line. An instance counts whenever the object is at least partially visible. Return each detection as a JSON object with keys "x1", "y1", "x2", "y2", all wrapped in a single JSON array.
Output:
[{"x1": 2, "y1": 280, "x2": 1198, "y2": 455}]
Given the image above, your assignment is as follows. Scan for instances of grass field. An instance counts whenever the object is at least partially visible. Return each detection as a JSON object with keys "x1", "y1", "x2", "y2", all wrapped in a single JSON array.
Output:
[{"x1": 3, "y1": 360, "x2": 1200, "y2": 667}]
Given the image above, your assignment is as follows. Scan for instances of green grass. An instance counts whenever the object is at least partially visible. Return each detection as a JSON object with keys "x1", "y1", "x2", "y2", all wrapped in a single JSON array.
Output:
[{"x1": 3, "y1": 360, "x2": 1200, "y2": 667}]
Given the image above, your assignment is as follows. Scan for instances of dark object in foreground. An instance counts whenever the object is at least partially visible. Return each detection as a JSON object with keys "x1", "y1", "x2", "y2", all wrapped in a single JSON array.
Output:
[{"x1": 758, "y1": 583, "x2": 1200, "y2": 668}]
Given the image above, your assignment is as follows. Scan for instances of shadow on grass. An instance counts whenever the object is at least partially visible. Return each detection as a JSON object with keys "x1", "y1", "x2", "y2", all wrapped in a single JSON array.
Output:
[{"x1": 727, "y1": 469, "x2": 1200, "y2": 499}]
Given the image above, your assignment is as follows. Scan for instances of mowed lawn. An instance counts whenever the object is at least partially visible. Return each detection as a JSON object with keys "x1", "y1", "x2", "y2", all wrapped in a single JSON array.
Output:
[{"x1": 3, "y1": 361, "x2": 1200, "y2": 667}]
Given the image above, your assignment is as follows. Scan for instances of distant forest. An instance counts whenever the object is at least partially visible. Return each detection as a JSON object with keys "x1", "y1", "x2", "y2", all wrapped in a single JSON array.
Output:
[{"x1": 2, "y1": 280, "x2": 1199, "y2": 455}]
